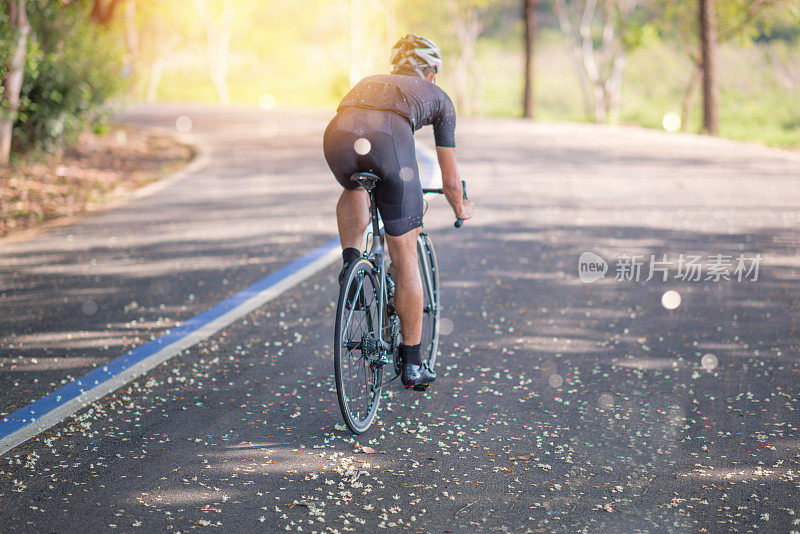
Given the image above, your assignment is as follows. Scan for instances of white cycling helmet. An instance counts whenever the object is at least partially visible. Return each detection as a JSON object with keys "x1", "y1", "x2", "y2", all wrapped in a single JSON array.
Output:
[{"x1": 390, "y1": 34, "x2": 442, "y2": 77}]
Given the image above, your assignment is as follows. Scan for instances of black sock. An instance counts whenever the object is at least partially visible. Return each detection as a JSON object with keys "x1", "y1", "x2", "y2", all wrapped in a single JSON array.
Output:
[
  {"x1": 400, "y1": 343, "x2": 422, "y2": 365},
  {"x1": 342, "y1": 247, "x2": 360, "y2": 265}
]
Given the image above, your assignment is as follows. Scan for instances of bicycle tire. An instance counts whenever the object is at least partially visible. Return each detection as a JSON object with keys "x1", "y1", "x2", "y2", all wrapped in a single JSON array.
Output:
[
  {"x1": 334, "y1": 257, "x2": 383, "y2": 434},
  {"x1": 418, "y1": 233, "x2": 441, "y2": 370}
]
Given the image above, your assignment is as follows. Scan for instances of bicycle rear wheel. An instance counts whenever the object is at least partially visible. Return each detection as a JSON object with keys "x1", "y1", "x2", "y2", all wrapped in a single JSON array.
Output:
[
  {"x1": 334, "y1": 258, "x2": 383, "y2": 434},
  {"x1": 418, "y1": 233, "x2": 441, "y2": 370}
]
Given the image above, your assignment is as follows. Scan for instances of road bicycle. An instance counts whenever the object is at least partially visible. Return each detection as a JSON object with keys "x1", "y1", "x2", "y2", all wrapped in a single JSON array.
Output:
[{"x1": 333, "y1": 171, "x2": 466, "y2": 434}]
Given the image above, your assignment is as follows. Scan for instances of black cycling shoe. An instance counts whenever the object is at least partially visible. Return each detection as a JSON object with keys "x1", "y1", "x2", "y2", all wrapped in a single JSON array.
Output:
[
  {"x1": 401, "y1": 363, "x2": 436, "y2": 390},
  {"x1": 338, "y1": 262, "x2": 350, "y2": 286}
]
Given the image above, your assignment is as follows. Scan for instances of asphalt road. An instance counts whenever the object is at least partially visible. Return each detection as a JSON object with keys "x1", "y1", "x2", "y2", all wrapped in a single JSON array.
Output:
[{"x1": 1, "y1": 105, "x2": 800, "y2": 532}]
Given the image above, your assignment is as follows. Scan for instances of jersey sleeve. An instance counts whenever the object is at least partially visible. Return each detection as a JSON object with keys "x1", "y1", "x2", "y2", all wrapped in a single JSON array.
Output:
[{"x1": 432, "y1": 92, "x2": 456, "y2": 148}]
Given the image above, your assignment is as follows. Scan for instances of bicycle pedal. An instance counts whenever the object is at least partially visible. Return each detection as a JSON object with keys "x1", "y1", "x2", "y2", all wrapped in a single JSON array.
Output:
[{"x1": 413, "y1": 383, "x2": 430, "y2": 391}]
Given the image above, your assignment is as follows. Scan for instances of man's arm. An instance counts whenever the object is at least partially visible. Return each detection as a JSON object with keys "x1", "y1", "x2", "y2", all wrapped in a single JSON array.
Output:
[{"x1": 435, "y1": 146, "x2": 473, "y2": 221}]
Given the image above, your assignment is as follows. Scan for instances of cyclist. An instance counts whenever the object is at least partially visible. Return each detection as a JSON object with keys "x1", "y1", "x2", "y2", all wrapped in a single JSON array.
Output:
[{"x1": 323, "y1": 34, "x2": 473, "y2": 390}]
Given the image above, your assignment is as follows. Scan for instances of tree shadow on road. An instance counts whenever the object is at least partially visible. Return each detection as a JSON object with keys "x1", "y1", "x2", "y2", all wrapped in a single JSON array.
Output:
[{"x1": 420, "y1": 219, "x2": 800, "y2": 531}]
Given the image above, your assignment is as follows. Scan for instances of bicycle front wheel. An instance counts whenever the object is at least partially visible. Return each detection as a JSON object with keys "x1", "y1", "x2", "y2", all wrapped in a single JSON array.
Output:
[
  {"x1": 418, "y1": 233, "x2": 441, "y2": 370},
  {"x1": 334, "y1": 257, "x2": 383, "y2": 434}
]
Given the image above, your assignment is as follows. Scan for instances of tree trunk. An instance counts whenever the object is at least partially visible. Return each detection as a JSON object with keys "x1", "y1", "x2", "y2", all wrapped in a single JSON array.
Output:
[
  {"x1": 552, "y1": 0, "x2": 639, "y2": 124},
  {"x1": 699, "y1": 0, "x2": 719, "y2": 135},
  {"x1": 125, "y1": 0, "x2": 139, "y2": 60},
  {"x1": 445, "y1": 0, "x2": 488, "y2": 116},
  {"x1": 208, "y1": 0, "x2": 233, "y2": 105},
  {"x1": 579, "y1": 0, "x2": 604, "y2": 122},
  {"x1": 552, "y1": 0, "x2": 593, "y2": 120},
  {"x1": 195, "y1": 0, "x2": 233, "y2": 105},
  {"x1": 384, "y1": 0, "x2": 397, "y2": 58},
  {"x1": 680, "y1": 61, "x2": 702, "y2": 132},
  {"x1": 453, "y1": 55, "x2": 472, "y2": 116},
  {"x1": 349, "y1": 0, "x2": 363, "y2": 86},
  {"x1": 591, "y1": 82, "x2": 606, "y2": 123},
  {"x1": 145, "y1": 56, "x2": 164, "y2": 103},
  {"x1": 605, "y1": 51, "x2": 627, "y2": 124},
  {"x1": 522, "y1": 0, "x2": 538, "y2": 118},
  {"x1": 0, "y1": 0, "x2": 30, "y2": 166},
  {"x1": 553, "y1": 0, "x2": 607, "y2": 123}
]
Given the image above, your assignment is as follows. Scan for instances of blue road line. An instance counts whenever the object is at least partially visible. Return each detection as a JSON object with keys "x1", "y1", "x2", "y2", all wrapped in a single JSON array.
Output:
[
  {"x1": 0, "y1": 236, "x2": 341, "y2": 441},
  {"x1": 1, "y1": 144, "x2": 437, "y2": 452}
]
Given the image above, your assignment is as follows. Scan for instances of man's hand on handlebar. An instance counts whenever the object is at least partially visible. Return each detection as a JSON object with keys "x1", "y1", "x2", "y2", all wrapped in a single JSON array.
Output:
[
  {"x1": 435, "y1": 147, "x2": 472, "y2": 227},
  {"x1": 455, "y1": 199, "x2": 474, "y2": 221}
]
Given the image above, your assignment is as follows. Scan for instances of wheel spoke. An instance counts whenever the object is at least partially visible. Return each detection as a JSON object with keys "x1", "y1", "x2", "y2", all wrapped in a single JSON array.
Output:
[
  {"x1": 335, "y1": 260, "x2": 383, "y2": 433},
  {"x1": 417, "y1": 235, "x2": 440, "y2": 370}
]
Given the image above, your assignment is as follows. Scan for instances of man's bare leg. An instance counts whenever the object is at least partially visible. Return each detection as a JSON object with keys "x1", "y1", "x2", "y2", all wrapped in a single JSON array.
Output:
[
  {"x1": 337, "y1": 188, "x2": 369, "y2": 250},
  {"x1": 387, "y1": 227, "x2": 434, "y2": 387},
  {"x1": 386, "y1": 228, "x2": 423, "y2": 346}
]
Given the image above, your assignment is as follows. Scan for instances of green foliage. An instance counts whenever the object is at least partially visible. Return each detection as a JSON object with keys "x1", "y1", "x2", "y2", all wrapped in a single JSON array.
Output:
[
  {"x1": 0, "y1": 7, "x2": 10, "y2": 57},
  {"x1": 0, "y1": 8, "x2": 13, "y2": 114},
  {"x1": 8, "y1": 0, "x2": 125, "y2": 152},
  {"x1": 622, "y1": 22, "x2": 660, "y2": 51},
  {"x1": 121, "y1": 0, "x2": 800, "y2": 149},
  {"x1": 654, "y1": 0, "x2": 799, "y2": 47}
]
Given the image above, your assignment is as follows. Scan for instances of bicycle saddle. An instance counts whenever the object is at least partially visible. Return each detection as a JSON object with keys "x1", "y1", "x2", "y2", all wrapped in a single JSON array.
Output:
[{"x1": 350, "y1": 172, "x2": 382, "y2": 191}]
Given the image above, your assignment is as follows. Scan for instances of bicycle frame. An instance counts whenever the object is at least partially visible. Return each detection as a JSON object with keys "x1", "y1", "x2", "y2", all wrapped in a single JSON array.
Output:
[{"x1": 364, "y1": 190, "x2": 391, "y2": 355}]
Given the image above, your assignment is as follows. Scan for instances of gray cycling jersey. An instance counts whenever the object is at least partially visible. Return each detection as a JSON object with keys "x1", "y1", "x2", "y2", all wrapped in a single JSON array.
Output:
[{"x1": 337, "y1": 74, "x2": 457, "y2": 148}]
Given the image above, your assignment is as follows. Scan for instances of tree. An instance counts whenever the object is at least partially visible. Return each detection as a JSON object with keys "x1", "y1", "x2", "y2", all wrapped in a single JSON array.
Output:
[
  {"x1": 0, "y1": 0, "x2": 30, "y2": 166},
  {"x1": 552, "y1": 0, "x2": 645, "y2": 124},
  {"x1": 194, "y1": 0, "x2": 234, "y2": 105},
  {"x1": 344, "y1": 0, "x2": 392, "y2": 86},
  {"x1": 658, "y1": 0, "x2": 794, "y2": 134},
  {"x1": 699, "y1": 0, "x2": 718, "y2": 134},
  {"x1": 124, "y1": 0, "x2": 201, "y2": 103},
  {"x1": 349, "y1": 0, "x2": 364, "y2": 85},
  {"x1": 445, "y1": 0, "x2": 490, "y2": 116},
  {"x1": 124, "y1": 0, "x2": 139, "y2": 63},
  {"x1": 522, "y1": 0, "x2": 538, "y2": 118},
  {"x1": 384, "y1": 0, "x2": 398, "y2": 53}
]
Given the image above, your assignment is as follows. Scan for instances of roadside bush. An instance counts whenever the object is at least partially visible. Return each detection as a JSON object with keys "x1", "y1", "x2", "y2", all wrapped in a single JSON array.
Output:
[{"x1": 9, "y1": 0, "x2": 125, "y2": 153}]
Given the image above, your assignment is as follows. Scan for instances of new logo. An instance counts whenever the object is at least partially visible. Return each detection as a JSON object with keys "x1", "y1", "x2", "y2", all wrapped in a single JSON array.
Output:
[{"x1": 578, "y1": 252, "x2": 607, "y2": 283}]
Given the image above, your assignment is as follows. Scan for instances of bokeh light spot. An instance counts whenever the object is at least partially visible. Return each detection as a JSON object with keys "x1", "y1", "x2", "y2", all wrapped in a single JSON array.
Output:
[
  {"x1": 439, "y1": 317, "x2": 454, "y2": 336},
  {"x1": 598, "y1": 393, "x2": 614, "y2": 408},
  {"x1": 548, "y1": 373, "x2": 563, "y2": 388},
  {"x1": 259, "y1": 93, "x2": 276, "y2": 110},
  {"x1": 81, "y1": 300, "x2": 98, "y2": 316},
  {"x1": 175, "y1": 115, "x2": 193, "y2": 133},
  {"x1": 661, "y1": 290, "x2": 681, "y2": 310},
  {"x1": 400, "y1": 167, "x2": 415, "y2": 182},
  {"x1": 662, "y1": 112, "x2": 681, "y2": 132},
  {"x1": 354, "y1": 138, "x2": 371, "y2": 155},
  {"x1": 701, "y1": 353, "x2": 718, "y2": 371}
]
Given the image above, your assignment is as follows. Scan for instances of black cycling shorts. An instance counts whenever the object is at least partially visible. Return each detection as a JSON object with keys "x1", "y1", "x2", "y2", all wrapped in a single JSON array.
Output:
[{"x1": 323, "y1": 108, "x2": 422, "y2": 237}]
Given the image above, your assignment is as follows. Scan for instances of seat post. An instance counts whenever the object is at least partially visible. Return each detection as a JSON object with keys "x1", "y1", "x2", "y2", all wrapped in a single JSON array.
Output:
[
  {"x1": 350, "y1": 172, "x2": 385, "y2": 261},
  {"x1": 367, "y1": 190, "x2": 383, "y2": 259}
]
